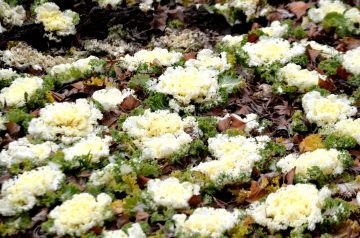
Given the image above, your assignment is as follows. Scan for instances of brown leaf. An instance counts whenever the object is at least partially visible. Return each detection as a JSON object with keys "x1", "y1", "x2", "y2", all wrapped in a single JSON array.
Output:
[
  {"x1": 0, "y1": 174, "x2": 11, "y2": 184},
  {"x1": 318, "y1": 78, "x2": 335, "y2": 92},
  {"x1": 137, "y1": 176, "x2": 150, "y2": 187},
  {"x1": 116, "y1": 214, "x2": 130, "y2": 228},
  {"x1": 91, "y1": 227, "x2": 103, "y2": 235},
  {"x1": 246, "y1": 180, "x2": 266, "y2": 202},
  {"x1": 285, "y1": 167, "x2": 296, "y2": 185},
  {"x1": 120, "y1": 95, "x2": 140, "y2": 111},
  {"x1": 6, "y1": 122, "x2": 20, "y2": 135},
  {"x1": 30, "y1": 208, "x2": 49, "y2": 228},
  {"x1": 337, "y1": 65, "x2": 351, "y2": 80},
  {"x1": 71, "y1": 81, "x2": 85, "y2": 90},
  {"x1": 217, "y1": 116, "x2": 231, "y2": 132},
  {"x1": 299, "y1": 134, "x2": 325, "y2": 153},
  {"x1": 183, "y1": 52, "x2": 196, "y2": 61},
  {"x1": 288, "y1": 2, "x2": 309, "y2": 19},
  {"x1": 188, "y1": 195, "x2": 202, "y2": 208},
  {"x1": 243, "y1": 216, "x2": 255, "y2": 225},
  {"x1": 337, "y1": 37, "x2": 360, "y2": 51},
  {"x1": 349, "y1": 150, "x2": 360, "y2": 158},
  {"x1": 101, "y1": 112, "x2": 121, "y2": 127},
  {"x1": 79, "y1": 171, "x2": 92, "y2": 178},
  {"x1": 168, "y1": 7, "x2": 184, "y2": 21},
  {"x1": 247, "y1": 33, "x2": 258, "y2": 43},
  {"x1": 30, "y1": 109, "x2": 40, "y2": 117},
  {"x1": 213, "y1": 197, "x2": 227, "y2": 208},
  {"x1": 150, "y1": 13, "x2": 168, "y2": 31},
  {"x1": 306, "y1": 47, "x2": 321, "y2": 64},
  {"x1": 274, "y1": 101, "x2": 292, "y2": 116},
  {"x1": 152, "y1": 58, "x2": 161, "y2": 66},
  {"x1": 136, "y1": 211, "x2": 150, "y2": 221},
  {"x1": 230, "y1": 114, "x2": 246, "y2": 130}
]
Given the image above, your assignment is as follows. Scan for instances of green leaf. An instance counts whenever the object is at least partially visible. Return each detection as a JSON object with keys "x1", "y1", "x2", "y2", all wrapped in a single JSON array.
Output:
[
  {"x1": 143, "y1": 92, "x2": 169, "y2": 111},
  {"x1": 324, "y1": 133, "x2": 357, "y2": 149},
  {"x1": 128, "y1": 74, "x2": 152, "y2": 91},
  {"x1": 322, "y1": 12, "x2": 350, "y2": 37},
  {"x1": 218, "y1": 74, "x2": 244, "y2": 94},
  {"x1": 197, "y1": 116, "x2": 218, "y2": 140}
]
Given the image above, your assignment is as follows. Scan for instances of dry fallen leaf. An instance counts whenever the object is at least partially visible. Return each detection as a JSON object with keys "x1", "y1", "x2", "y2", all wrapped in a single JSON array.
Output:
[
  {"x1": 299, "y1": 134, "x2": 324, "y2": 153},
  {"x1": 188, "y1": 195, "x2": 202, "y2": 208},
  {"x1": 318, "y1": 78, "x2": 336, "y2": 92},
  {"x1": 136, "y1": 211, "x2": 150, "y2": 221},
  {"x1": 120, "y1": 95, "x2": 141, "y2": 111},
  {"x1": 285, "y1": 167, "x2": 296, "y2": 185},
  {"x1": 288, "y1": 2, "x2": 309, "y2": 19}
]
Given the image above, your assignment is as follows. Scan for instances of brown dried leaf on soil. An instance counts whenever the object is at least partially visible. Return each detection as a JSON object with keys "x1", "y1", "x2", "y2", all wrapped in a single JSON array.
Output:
[
  {"x1": 288, "y1": 2, "x2": 309, "y2": 19},
  {"x1": 299, "y1": 134, "x2": 324, "y2": 153}
]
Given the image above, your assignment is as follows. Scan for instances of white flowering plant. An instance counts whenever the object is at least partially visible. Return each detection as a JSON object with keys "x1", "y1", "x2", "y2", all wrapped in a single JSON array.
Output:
[{"x1": 1, "y1": 1, "x2": 360, "y2": 237}]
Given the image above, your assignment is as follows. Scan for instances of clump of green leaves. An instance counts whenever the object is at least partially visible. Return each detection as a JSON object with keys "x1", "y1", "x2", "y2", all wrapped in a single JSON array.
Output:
[
  {"x1": 272, "y1": 81, "x2": 298, "y2": 96},
  {"x1": 347, "y1": 74, "x2": 360, "y2": 87},
  {"x1": 295, "y1": 166, "x2": 327, "y2": 187},
  {"x1": 5, "y1": 108, "x2": 33, "y2": 129},
  {"x1": 136, "y1": 63, "x2": 162, "y2": 75},
  {"x1": 290, "y1": 54, "x2": 309, "y2": 67},
  {"x1": 321, "y1": 198, "x2": 354, "y2": 227},
  {"x1": 128, "y1": 74, "x2": 152, "y2": 91},
  {"x1": 9, "y1": 159, "x2": 37, "y2": 175},
  {"x1": 167, "y1": 19, "x2": 184, "y2": 29},
  {"x1": 0, "y1": 214, "x2": 32, "y2": 237},
  {"x1": 218, "y1": 73, "x2": 245, "y2": 94},
  {"x1": 143, "y1": 92, "x2": 169, "y2": 111},
  {"x1": 197, "y1": 116, "x2": 218, "y2": 140},
  {"x1": 290, "y1": 110, "x2": 308, "y2": 133},
  {"x1": 171, "y1": 139, "x2": 207, "y2": 163},
  {"x1": 322, "y1": 12, "x2": 358, "y2": 37},
  {"x1": 256, "y1": 61, "x2": 282, "y2": 83},
  {"x1": 26, "y1": 75, "x2": 61, "y2": 109},
  {"x1": 324, "y1": 133, "x2": 357, "y2": 149},
  {"x1": 318, "y1": 58, "x2": 341, "y2": 76},
  {"x1": 338, "y1": 151, "x2": 354, "y2": 168},
  {"x1": 111, "y1": 130, "x2": 141, "y2": 158},
  {"x1": 257, "y1": 141, "x2": 286, "y2": 172}
]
